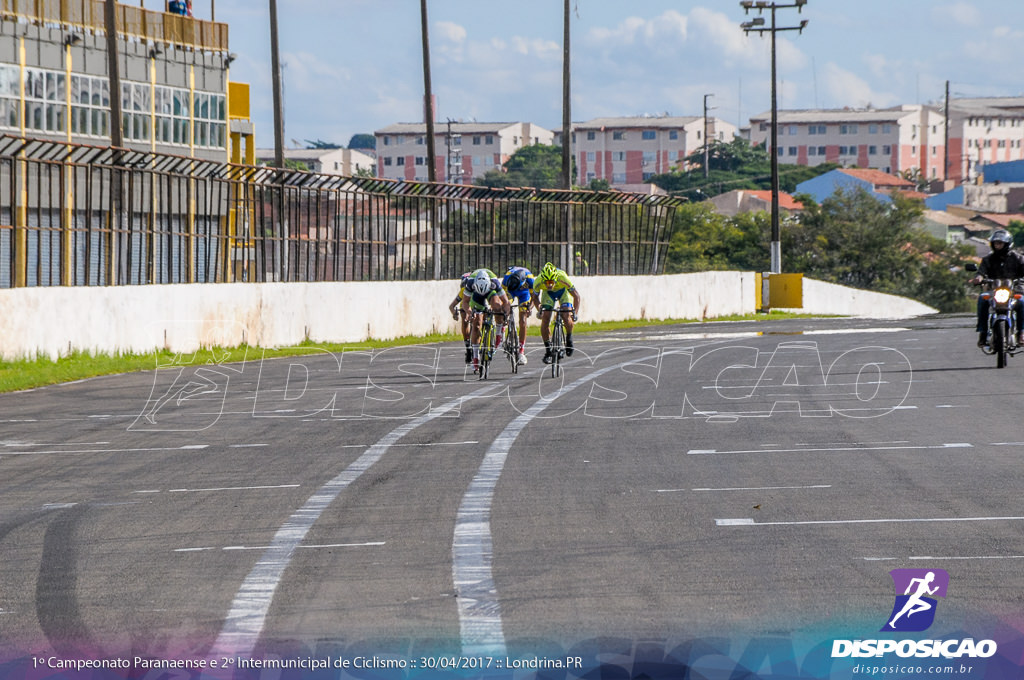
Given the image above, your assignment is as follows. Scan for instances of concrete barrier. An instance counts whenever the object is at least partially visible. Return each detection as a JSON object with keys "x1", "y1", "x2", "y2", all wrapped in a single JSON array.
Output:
[{"x1": 0, "y1": 273, "x2": 935, "y2": 361}]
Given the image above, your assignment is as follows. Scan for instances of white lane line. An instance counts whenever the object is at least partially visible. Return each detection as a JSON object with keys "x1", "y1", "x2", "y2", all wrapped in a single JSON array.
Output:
[
  {"x1": 230, "y1": 444, "x2": 268, "y2": 449},
  {"x1": 337, "y1": 440, "x2": 478, "y2": 449},
  {"x1": 909, "y1": 555, "x2": 1024, "y2": 561},
  {"x1": 453, "y1": 362, "x2": 622, "y2": 657},
  {"x1": 210, "y1": 383, "x2": 501, "y2": 659},
  {"x1": 689, "y1": 443, "x2": 972, "y2": 455},
  {"x1": 717, "y1": 516, "x2": 1024, "y2": 527},
  {"x1": 133, "y1": 484, "x2": 300, "y2": 494},
  {"x1": 992, "y1": 442, "x2": 1024, "y2": 446},
  {"x1": 1, "y1": 441, "x2": 111, "y2": 447},
  {"x1": 686, "y1": 485, "x2": 832, "y2": 492},
  {"x1": 175, "y1": 541, "x2": 385, "y2": 553},
  {"x1": 0, "y1": 445, "x2": 210, "y2": 456}
]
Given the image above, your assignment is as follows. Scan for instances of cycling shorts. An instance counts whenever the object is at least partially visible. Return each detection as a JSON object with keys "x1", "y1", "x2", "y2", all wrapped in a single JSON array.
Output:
[{"x1": 539, "y1": 288, "x2": 574, "y2": 311}]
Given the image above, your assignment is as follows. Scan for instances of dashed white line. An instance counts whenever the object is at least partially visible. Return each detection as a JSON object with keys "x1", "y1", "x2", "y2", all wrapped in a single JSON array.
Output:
[
  {"x1": 717, "y1": 515, "x2": 1024, "y2": 527},
  {"x1": 689, "y1": 443, "x2": 972, "y2": 455},
  {"x1": 134, "y1": 484, "x2": 300, "y2": 494},
  {"x1": 176, "y1": 541, "x2": 385, "y2": 553},
  {"x1": 686, "y1": 485, "x2": 832, "y2": 492}
]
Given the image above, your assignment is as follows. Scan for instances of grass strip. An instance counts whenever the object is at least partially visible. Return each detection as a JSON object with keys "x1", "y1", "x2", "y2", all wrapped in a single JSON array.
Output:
[{"x1": 0, "y1": 310, "x2": 825, "y2": 394}]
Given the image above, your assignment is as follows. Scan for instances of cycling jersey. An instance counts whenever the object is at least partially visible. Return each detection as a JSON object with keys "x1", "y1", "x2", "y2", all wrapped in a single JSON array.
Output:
[
  {"x1": 463, "y1": 268, "x2": 502, "y2": 310},
  {"x1": 534, "y1": 269, "x2": 575, "y2": 309},
  {"x1": 502, "y1": 266, "x2": 535, "y2": 306}
]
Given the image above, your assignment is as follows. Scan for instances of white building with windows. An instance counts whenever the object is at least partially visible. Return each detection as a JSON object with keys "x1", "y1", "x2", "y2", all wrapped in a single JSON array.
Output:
[
  {"x1": 0, "y1": 2, "x2": 251, "y2": 163},
  {"x1": 256, "y1": 147, "x2": 375, "y2": 176},
  {"x1": 750, "y1": 102, "x2": 1024, "y2": 185},
  {"x1": 374, "y1": 122, "x2": 553, "y2": 183},
  {"x1": 572, "y1": 115, "x2": 737, "y2": 191}
]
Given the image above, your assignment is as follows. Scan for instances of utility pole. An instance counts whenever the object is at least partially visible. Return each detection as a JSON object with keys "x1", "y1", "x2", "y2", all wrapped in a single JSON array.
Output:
[
  {"x1": 561, "y1": 0, "x2": 573, "y2": 273},
  {"x1": 269, "y1": 0, "x2": 284, "y2": 169},
  {"x1": 703, "y1": 93, "x2": 714, "y2": 179},
  {"x1": 420, "y1": 0, "x2": 437, "y2": 183},
  {"x1": 740, "y1": 0, "x2": 808, "y2": 275},
  {"x1": 103, "y1": 0, "x2": 123, "y2": 149},
  {"x1": 944, "y1": 79, "x2": 951, "y2": 184}
]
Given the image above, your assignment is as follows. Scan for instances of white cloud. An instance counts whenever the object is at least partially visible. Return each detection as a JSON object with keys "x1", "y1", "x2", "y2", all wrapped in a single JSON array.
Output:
[
  {"x1": 436, "y1": 21, "x2": 467, "y2": 44},
  {"x1": 934, "y1": 2, "x2": 982, "y2": 27},
  {"x1": 821, "y1": 62, "x2": 896, "y2": 109}
]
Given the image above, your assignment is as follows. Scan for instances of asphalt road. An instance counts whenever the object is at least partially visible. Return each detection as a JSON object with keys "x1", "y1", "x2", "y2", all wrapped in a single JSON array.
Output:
[{"x1": 2, "y1": 314, "x2": 1023, "y2": 668}]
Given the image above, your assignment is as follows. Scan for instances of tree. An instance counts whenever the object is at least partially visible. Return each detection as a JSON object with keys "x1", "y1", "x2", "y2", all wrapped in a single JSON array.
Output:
[
  {"x1": 649, "y1": 136, "x2": 839, "y2": 201},
  {"x1": 475, "y1": 144, "x2": 566, "y2": 189},
  {"x1": 347, "y1": 133, "x2": 376, "y2": 150}
]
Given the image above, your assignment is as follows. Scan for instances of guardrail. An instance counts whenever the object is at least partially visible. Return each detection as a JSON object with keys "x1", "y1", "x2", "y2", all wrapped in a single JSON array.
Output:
[
  {"x1": 0, "y1": 134, "x2": 685, "y2": 287},
  {"x1": 0, "y1": 0, "x2": 228, "y2": 52}
]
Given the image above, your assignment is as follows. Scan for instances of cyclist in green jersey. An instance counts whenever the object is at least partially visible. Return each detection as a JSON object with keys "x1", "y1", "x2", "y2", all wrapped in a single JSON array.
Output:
[{"x1": 532, "y1": 262, "x2": 582, "y2": 364}]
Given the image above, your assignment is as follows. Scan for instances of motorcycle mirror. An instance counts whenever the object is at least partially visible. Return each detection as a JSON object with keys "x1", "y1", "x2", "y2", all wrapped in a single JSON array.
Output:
[{"x1": 965, "y1": 263, "x2": 978, "y2": 272}]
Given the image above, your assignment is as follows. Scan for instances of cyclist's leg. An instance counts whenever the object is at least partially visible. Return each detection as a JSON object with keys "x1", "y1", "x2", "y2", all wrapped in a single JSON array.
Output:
[
  {"x1": 561, "y1": 303, "x2": 575, "y2": 356},
  {"x1": 459, "y1": 298, "x2": 473, "y2": 363}
]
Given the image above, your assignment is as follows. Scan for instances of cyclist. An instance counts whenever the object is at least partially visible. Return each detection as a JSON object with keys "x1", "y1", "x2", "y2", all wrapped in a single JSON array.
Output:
[
  {"x1": 460, "y1": 268, "x2": 512, "y2": 373},
  {"x1": 501, "y1": 265, "x2": 535, "y2": 365},
  {"x1": 448, "y1": 272, "x2": 473, "y2": 363},
  {"x1": 532, "y1": 261, "x2": 582, "y2": 364}
]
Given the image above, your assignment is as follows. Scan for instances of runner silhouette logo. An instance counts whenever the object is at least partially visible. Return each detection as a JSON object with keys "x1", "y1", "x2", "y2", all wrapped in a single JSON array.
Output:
[{"x1": 881, "y1": 569, "x2": 950, "y2": 632}]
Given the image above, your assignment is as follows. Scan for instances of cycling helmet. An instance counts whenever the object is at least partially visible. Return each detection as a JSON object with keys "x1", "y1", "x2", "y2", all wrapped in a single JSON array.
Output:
[
  {"x1": 472, "y1": 271, "x2": 492, "y2": 296},
  {"x1": 540, "y1": 262, "x2": 557, "y2": 280},
  {"x1": 506, "y1": 271, "x2": 523, "y2": 291},
  {"x1": 990, "y1": 229, "x2": 1013, "y2": 249}
]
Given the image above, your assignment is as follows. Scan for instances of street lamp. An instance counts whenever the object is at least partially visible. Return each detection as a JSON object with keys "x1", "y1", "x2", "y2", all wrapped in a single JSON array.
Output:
[{"x1": 740, "y1": 1, "x2": 808, "y2": 274}]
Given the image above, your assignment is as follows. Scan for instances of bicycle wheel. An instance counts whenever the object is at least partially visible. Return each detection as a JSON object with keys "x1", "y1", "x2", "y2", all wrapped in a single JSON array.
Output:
[
  {"x1": 479, "y1": 319, "x2": 493, "y2": 380},
  {"x1": 550, "y1": 317, "x2": 564, "y2": 378},
  {"x1": 506, "y1": 316, "x2": 519, "y2": 373}
]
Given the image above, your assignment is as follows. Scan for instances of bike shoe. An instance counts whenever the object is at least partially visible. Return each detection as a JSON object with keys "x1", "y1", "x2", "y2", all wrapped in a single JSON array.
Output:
[
  {"x1": 464, "y1": 347, "x2": 473, "y2": 363},
  {"x1": 978, "y1": 334, "x2": 988, "y2": 347},
  {"x1": 565, "y1": 337, "x2": 574, "y2": 357},
  {"x1": 542, "y1": 349, "x2": 553, "y2": 364},
  {"x1": 1018, "y1": 332, "x2": 1024, "y2": 346},
  {"x1": 518, "y1": 351, "x2": 528, "y2": 365}
]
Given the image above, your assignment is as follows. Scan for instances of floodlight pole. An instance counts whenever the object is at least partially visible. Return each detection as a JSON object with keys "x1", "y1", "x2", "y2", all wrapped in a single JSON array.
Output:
[{"x1": 740, "y1": 0, "x2": 808, "y2": 274}]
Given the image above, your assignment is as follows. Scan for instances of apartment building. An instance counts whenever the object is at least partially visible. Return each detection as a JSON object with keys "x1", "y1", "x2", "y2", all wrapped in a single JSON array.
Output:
[
  {"x1": 946, "y1": 97, "x2": 1024, "y2": 183},
  {"x1": 374, "y1": 122, "x2": 553, "y2": 183},
  {"x1": 750, "y1": 101, "x2": 1024, "y2": 185},
  {"x1": 0, "y1": 0, "x2": 252, "y2": 163},
  {"x1": 255, "y1": 147, "x2": 375, "y2": 175},
  {"x1": 573, "y1": 115, "x2": 738, "y2": 190}
]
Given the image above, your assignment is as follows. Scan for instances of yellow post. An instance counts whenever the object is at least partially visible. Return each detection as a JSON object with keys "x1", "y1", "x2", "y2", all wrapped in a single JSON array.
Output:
[{"x1": 14, "y1": 35, "x2": 27, "y2": 288}]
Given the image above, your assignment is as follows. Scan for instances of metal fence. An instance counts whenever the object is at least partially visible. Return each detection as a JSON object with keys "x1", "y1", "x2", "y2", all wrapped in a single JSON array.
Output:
[{"x1": 0, "y1": 134, "x2": 684, "y2": 287}]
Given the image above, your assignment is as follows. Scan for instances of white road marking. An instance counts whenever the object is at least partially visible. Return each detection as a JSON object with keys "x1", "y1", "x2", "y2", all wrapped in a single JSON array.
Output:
[
  {"x1": 230, "y1": 444, "x2": 268, "y2": 448},
  {"x1": 1, "y1": 445, "x2": 210, "y2": 456},
  {"x1": 717, "y1": 515, "x2": 1024, "y2": 527},
  {"x1": 134, "y1": 484, "x2": 300, "y2": 494},
  {"x1": 689, "y1": 443, "x2": 971, "y2": 455},
  {"x1": 337, "y1": 440, "x2": 479, "y2": 449},
  {"x1": 453, "y1": 362, "x2": 624, "y2": 657},
  {"x1": 992, "y1": 442, "x2": 1024, "y2": 446},
  {"x1": 174, "y1": 541, "x2": 384, "y2": 553},
  {"x1": 686, "y1": 485, "x2": 832, "y2": 492},
  {"x1": 210, "y1": 383, "x2": 502, "y2": 659},
  {"x1": 909, "y1": 555, "x2": 1024, "y2": 561}
]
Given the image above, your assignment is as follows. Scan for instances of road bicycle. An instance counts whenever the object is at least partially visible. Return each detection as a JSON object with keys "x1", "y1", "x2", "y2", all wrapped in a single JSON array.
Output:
[
  {"x1": 502, "y1": 304, "x2": 521, "y2": 374},
  {"x1": 547, "y1": 305, "x2": 574, "y2": 378},
  {"x1": 477, "y1": 310, "x2": 501, "y2": 380}
]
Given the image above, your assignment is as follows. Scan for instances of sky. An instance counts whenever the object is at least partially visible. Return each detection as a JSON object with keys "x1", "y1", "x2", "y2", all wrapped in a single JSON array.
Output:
[{"x1": 159, "y1": 0, "x2": 1024, "y2": 149}]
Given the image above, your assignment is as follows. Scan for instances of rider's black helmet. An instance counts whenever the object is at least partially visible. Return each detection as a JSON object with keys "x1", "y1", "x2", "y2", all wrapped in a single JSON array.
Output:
[
  {"x1": 990, "y1": 229, "x2": 1013, "y2": 250},
  {"x1": 506, "y1": 272, "x2": 523, "y2": 291}
]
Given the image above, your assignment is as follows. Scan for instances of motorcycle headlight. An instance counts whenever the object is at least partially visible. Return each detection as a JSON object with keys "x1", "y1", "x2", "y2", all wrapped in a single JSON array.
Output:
[{"x1": 995, "y1": 288, "x2": 1012, "y2": 304}]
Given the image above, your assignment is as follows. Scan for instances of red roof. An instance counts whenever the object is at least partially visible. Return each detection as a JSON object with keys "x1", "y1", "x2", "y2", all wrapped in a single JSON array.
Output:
[
  {"x1": 978, "y1": 213, "x2": 1024, "y2": 227},
  {"x1": 745, "y1": 190, "x2": 804, "y2": 210},
  {"x1": 839, "y1": 168, "x2": 915, "y2": 188}
]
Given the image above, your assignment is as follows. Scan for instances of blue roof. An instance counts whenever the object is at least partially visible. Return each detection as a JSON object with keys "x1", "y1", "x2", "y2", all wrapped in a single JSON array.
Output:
[
  {"x1": 924, "y1": 186, "x2": 964, "y2": 210},
  {"x1": 981, "y1": 159, "x2": 1024, "y2": 184}
]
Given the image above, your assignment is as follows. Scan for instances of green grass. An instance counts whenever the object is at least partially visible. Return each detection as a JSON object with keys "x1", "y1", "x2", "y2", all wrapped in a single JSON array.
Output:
[{"x1": 0, "y1": 310, "x2": 828, "y2": 394}]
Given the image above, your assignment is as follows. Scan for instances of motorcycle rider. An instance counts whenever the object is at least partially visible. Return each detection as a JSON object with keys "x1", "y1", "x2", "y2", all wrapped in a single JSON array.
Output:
[{"x1": 969, "y1": 229, "x2": 1024, "y2": 347}]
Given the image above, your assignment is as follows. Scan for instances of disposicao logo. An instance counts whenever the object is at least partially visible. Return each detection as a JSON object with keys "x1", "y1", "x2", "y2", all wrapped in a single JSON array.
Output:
[
  {"x1": 831, "y1": 568, "x2": 998, "y2": 660},
  {"x1": 882, "y1": 568, "x2": 949, "y2": 632}
]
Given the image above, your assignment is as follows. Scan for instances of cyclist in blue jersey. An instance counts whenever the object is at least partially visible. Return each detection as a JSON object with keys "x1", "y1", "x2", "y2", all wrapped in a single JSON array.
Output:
[
  {"x1": 501, "y1": 265, "x2": 535, "y2": 365},
  {"x1": 460, "y1": 268, "x2": 512, "y2": 373}
]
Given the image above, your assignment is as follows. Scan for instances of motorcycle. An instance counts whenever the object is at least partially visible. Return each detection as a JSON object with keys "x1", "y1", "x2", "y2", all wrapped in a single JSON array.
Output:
[{"x1": 966, "y1": 263, "x2": 1023, "y2": 368}]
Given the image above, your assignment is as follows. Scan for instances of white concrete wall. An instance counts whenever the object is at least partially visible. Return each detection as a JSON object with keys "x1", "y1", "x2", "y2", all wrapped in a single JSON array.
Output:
[
  {"x1": 778, "y1": 278, "x2": 938, "y2": 319},
  {"x1": 0, "y1": 273, "x2": 932, "y2": 361}
]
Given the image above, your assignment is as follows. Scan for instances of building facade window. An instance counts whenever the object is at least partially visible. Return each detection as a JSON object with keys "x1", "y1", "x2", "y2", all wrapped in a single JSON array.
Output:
[
  {"x1": 642, "y1": 130, "x2": 656, "y2": 140},
  {"x1": 70, "y1": 74, "x2": 110, "y2": 138},
  {"x1": 586, "y1": 131, "x2": 596, "y2": 140},
  {"x1": 0, "y1": 64, "x2": 21, "y2": 129},
  {"x1": 25, "y1": 67, "x2": 66, "y2": 133},
  {"x1": 154, "y1": 85, "x2": 189, "y2": 145},
  {"x1": 192, "y1": 91, "x2": 225, "y2": 148},
  {"x1": 788, "y1": 146, "x2": 797, "y2": 156},
  {"x1": 669, "y1": 130, "x2": 678, "y2": 140},
  {"x1": 612, "y1": 131, "x2": 625, "y2": 140}
]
